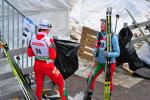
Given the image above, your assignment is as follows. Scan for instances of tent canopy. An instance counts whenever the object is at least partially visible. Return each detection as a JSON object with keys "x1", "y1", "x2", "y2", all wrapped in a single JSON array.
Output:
[{"x1": 4, "y1": 0, "x2": 70, "y2": 38}]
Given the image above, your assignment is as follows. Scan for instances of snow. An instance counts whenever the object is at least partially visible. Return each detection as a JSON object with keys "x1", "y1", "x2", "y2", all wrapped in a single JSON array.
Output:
[
  {"x1": 70, "y1": 0, "x2": 150, "y2": 34},
  {"x1": 136, "y1": 42, "x2": 150, "y2": 64}
]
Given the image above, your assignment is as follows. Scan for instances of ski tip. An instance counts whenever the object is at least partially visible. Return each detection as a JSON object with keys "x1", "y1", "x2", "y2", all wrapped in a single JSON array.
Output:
[
  {"x1": 110, "y1": 7, "x2": 112, "y2": 10},
  {"x1": 110, "y1": 7, "x2": 112, "y2": 13},
  {"x1": 106, "y1": 7, "x2": 109, "y2": 14},
  {"x1": 107, "y1": 7, "x2": 109, "y2": 10}
]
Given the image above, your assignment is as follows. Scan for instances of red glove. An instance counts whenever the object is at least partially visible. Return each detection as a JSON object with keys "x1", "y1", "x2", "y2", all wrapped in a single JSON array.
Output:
[
  {"x1": 27, "y1": 41, "x2": 35, "y2": 57},
  {"x1": 95, "y1": 40, "x2": 100, "y2": 48},
  {"x1": 49, "y1": 48, "x2": 56, "y2": 60},
  {"x1": 48, "y1": 38, "x2": 56, "y2": 60},
  {"x1": 92, "y1": 63, "x2": 96, "y2": 68}
]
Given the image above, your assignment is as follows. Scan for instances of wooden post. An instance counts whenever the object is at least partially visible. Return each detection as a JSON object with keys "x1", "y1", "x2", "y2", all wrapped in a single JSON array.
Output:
[
  {"x1": 122, "y1": 63, "x2": 134, "y2": 76},
  {"x1": 0, "y1": 41, "x2": 3, "y2": 48},
  {"x1": 78, "y1": 26, "x2": 98, "y2": 62}
]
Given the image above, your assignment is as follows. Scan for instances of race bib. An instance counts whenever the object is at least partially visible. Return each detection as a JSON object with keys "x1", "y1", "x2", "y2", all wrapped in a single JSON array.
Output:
[
  {"x1": 99, "y1": 37, "x2": 106, "y2": 51},
  {"x1": 31, "y1": 35, "x2": 49, "y2": 57}
]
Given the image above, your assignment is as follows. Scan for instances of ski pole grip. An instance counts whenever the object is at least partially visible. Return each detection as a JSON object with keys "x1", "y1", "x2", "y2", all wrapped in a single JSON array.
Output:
[{"x1": 116, "y1": 14, "x2": 120, "y2": 19}]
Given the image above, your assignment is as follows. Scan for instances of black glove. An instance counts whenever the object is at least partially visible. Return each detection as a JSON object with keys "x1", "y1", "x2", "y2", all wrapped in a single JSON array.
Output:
[{"x1": 3, "y1": 41, "x2": 9, "y2": 51}]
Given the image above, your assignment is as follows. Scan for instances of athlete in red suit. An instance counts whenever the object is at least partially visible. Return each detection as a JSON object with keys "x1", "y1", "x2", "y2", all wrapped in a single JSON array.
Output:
[{"x1": 27, "y1": 20, "x2": 68, "y2": 100}]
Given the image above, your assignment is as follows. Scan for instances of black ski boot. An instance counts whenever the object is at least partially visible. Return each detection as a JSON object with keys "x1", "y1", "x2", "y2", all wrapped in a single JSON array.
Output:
[{"x1": 83, "y1": 91, "x2": 93, "y2": 100}]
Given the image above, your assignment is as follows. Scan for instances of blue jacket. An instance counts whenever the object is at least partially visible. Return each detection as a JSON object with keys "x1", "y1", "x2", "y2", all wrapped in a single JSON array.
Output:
[{"x1": 94, "y1": 32, "x2": 120, "y2": 63}]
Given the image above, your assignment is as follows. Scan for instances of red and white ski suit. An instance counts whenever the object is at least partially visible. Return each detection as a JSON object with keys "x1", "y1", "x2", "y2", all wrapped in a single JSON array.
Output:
[{"x1": 27, "y1": 32, "x2": 67, "y2": 100}]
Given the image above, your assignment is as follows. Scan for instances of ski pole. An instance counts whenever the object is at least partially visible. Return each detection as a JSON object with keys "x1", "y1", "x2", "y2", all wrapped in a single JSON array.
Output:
[{"x1": 114, "y1": 14, "x2": 120, "y2": 33}]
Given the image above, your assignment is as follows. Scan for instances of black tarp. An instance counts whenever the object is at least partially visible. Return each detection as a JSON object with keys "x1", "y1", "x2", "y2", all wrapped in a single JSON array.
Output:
[
  {"x1": 117, "y1": 27, "x2": 150, "y2": 79},
  {"x1": 116, "y1": 27, "x2": 133, "y2": 66},
  {"x1": 54, "y1": 39, "x2": 80, "y2": 79}
]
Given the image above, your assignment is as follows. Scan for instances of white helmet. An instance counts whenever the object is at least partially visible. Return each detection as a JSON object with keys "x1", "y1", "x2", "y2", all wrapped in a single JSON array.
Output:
[{"x1": 38, "y1": 20, "x2": 52, "y2": 29}]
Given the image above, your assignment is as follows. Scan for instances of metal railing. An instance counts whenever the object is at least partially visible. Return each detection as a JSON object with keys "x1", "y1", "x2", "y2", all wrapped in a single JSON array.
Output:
[{"x1": 0, "y1": 0, "x2": 35, "y2": 68}]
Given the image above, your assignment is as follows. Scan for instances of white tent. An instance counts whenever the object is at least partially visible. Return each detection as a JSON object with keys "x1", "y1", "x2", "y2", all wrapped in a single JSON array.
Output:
[{"x1": 7, "y1": 0, "x2": 70, "y2": 39}]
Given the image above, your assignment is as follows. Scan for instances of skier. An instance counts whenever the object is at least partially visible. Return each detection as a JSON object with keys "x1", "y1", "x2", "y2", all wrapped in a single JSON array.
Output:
[
  {"x1": 27, "y1": 20, "x2": 68, "y2": 100},
  {"x1": 84, "y1": 19, "x2": 120, "y2": 100}
]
